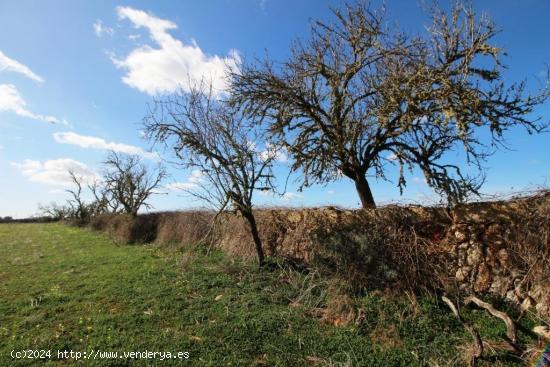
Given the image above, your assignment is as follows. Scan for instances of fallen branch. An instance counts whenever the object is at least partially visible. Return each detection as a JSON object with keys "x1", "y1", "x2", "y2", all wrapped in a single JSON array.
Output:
[
  {"x1": 442, "y1": 295, "x2": 483, "y2": 366},
  {"x1": 464, "y1": 295, "x2": 522, "y2": 353}
]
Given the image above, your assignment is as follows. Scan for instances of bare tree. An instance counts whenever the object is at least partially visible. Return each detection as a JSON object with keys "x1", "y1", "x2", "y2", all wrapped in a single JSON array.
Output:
[
  {"x1": 88, "y1": 179, "x2": 120, "y2": 215},
  {"x1": 39, "y1": 155, "x2": 162, "y2": 222},
  {"x1": 230, "y1": 1, "x2": 549, "y2": 207},
  {"x1": 38, "y1": 202, "x2": 71, "y2": 221},
  {"x1": 102, "y1": 151, "x2": 166, "y2": 216},
  {"x1": 38, "y1": 171, "x2": 93, "y2": 223},
  {"x1": 143, "y1": 84, "x2": 278, "y2": 267},
  {"x1": 65, "y1": 170, "x2": 92, "y2": 222}
]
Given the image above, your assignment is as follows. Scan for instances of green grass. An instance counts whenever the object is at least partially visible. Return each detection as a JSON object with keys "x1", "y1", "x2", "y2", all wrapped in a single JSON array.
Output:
[{"x1": 0, "y1": 223, "x2": 540, "y2": 366}]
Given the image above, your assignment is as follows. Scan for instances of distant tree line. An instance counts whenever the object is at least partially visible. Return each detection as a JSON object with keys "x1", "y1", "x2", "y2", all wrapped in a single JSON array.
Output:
[
  {"x1": 0, "y1": 216, "x2": 57, "y2": 223},
  {"x1": 40, "y1": 151, "x2": 165, "y2": 224}
]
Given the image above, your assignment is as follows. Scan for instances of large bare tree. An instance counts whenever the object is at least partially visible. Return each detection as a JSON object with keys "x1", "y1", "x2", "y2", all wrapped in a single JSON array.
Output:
[
  {"x1": 143, "y1": 84, "x2": 278, "y2": 267},
  {"x1": 102, "y1": 151, "x2": 166, "y2": 216},
  {"x1": 230, "y1": 1, "x2": 549, "y2": 207}
]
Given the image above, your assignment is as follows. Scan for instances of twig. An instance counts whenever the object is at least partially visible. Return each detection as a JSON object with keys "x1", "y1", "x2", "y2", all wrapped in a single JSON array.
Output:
[
  {"x1": 442, "y1": 295, "x2": 483, "y2": 366},
  {"x1": 464, "y1": 295, "x2": 522, "y2": 353}
]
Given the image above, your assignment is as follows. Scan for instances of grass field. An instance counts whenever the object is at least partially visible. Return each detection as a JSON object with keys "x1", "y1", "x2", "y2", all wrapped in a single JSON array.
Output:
[{"x1": 0, "y1": 223, "x2": 541, "y2": 366}]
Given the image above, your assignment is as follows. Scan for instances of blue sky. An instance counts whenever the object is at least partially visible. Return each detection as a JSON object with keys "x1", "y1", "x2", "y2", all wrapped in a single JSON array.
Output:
[{"x1": 1, "y1": 0, "x2": 549, "y2": 218}]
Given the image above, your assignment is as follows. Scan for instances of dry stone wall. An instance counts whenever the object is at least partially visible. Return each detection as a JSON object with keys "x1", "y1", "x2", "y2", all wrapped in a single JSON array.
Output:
[{"x1": 448, "y1": 196, "x2": 550, "y2": 316}]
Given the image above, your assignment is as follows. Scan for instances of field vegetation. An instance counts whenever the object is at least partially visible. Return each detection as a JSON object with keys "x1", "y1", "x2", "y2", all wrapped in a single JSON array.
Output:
[{"x1": 0, "y1": 223, "x2": 546, "y2": 366}]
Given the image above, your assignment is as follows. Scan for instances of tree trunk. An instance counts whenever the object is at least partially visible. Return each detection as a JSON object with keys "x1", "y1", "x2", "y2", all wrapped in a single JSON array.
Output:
[
  {"x1": 353, "y1": 172, "x2": 376, "y2": 208},
  {"x1": 242, "y1": 211, "x2": 265, "y2": 267}
]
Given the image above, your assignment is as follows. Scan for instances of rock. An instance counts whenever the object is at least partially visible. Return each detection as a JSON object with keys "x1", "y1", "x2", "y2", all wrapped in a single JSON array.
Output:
[
  {"x1": 496, "y1": 249, "x2": 509, "y2": 268},
  {"x1": 287, "y1": 211, "x2": 303, "y2": 223},
  {"x1": 474, "y1": 264, "x2": 492, "y2": 293},
  {"x1": 528, "y1": 284, "x2": 550, "y2": 317},
  {"x1": 468, "y1": 213, "x2": 482, "y2": 222},
  {"x1": 485, "y1": 247, "x2": 499, "y2": 268},
  {"x1": 490, "y1": 276, "x2": 512, "y2": 294},
  {"x1": 483, "y1": 223, "x2": 502, "y2": 243},
  {"x1": 456, "y1": 250, "x2": 468, "y2": 266},
  {"x1": 520, "y1": 297, "x2": 534, "y2": 312},
  {"x1": 458, "y1": 242, "x2": 469, "y2": 250},
  {"x1": 454, "y1": 230, "x2": 467, "y2": 242},
  {"x1": 455, "y1": 267, "x2": 471, "y2": 282},
  {"x1": 467, "y1": 244, "x2": 484, "y2": 266},
  {"x1": 506, "y1": 290, "x2": 520, "y2": 304},
  {"x1": 535, "y1": 302, "x2": 550, "y2": 316},
  {"x1": 533, "y1": 326, "x2": 550, "y2": 340}
]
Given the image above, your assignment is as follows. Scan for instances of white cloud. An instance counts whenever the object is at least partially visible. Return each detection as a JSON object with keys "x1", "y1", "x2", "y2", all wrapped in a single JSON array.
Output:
[
  {"x1": 386, "y1": 153, "x2": 398, "y2": 161},
  {"x1": 258, "y1": 189, "x2": 270, "y2": 197},
  {"x1": 411, "y1": 176, "x2": 428, "y2": 184},
  {"x1": 53, "y1": 131, "x2": 158, "y2": 159},
  {"x1": 112, "y1": 6, "x2": 240, "y2": 96},
  {"x1": 11, "y1": 158, "x2": 98, "y2": 186},
  {"x1": 165, "y1": 182, "x2": 194, "y2": 191},
  {"x1": 282, "y1": 192, "x2": 302, "y2": 201},
  {"x1": 188, "y1": 169, "x2": 204, "y2": 183},
  {"x1": 93, "y1": 20, "x2": 114, "y2": 37},
  {"x1": 260, "y1": 143, "x2": 288, "y2": 162},
  {"x1": 0, "y1": 50, "x2": 43, "y2": 83},
  {"x1": 327, "y1": 190, "x2": 335, "y2": 195},
  {"x1": 165, "y1": 169, "x2": 204, "y2": 191},
  {"x1": 259, "y1": 189, "x2": 302, "y2": 202},
  {"x1": 0, "y1": 84, "x2": 64, "y2": 124}
]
